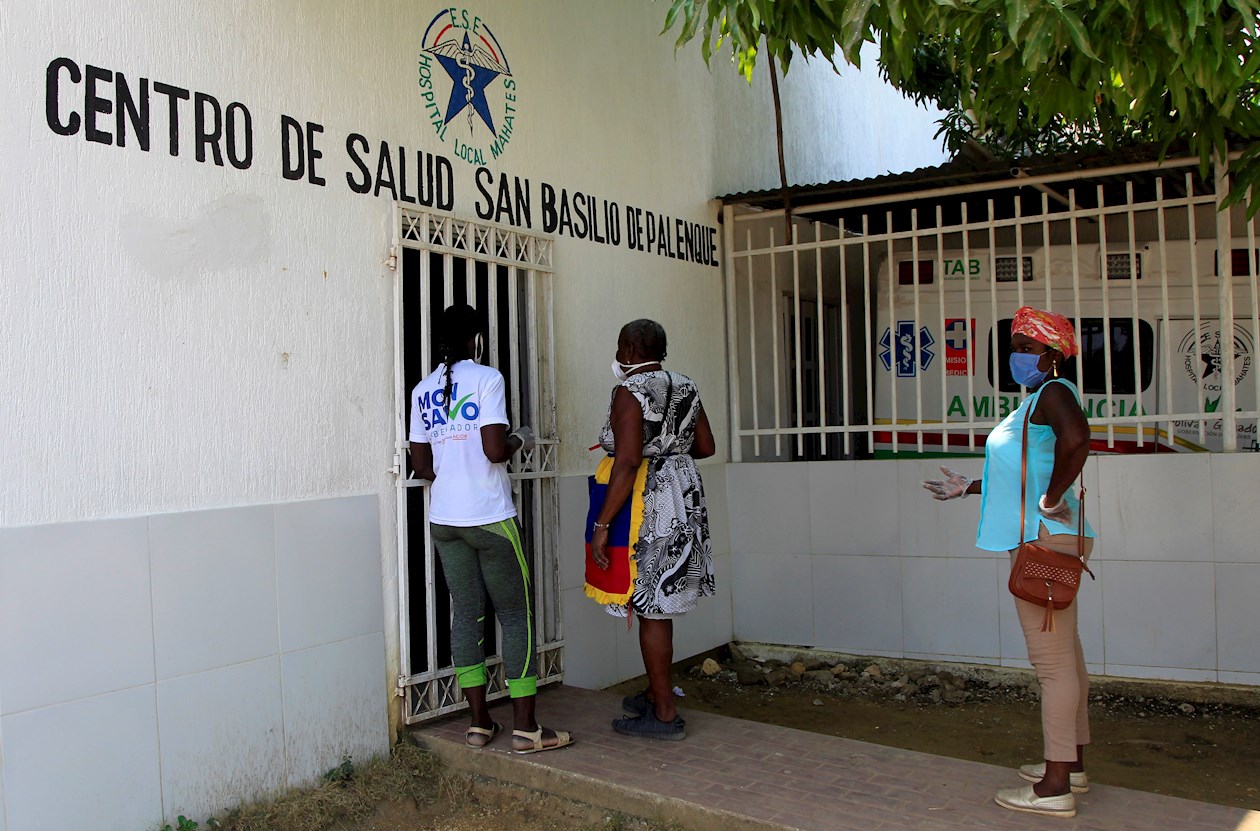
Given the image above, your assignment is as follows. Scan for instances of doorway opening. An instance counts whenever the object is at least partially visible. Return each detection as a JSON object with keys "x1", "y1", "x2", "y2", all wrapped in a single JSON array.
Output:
[{"x1": 393, "y1": 208, "x2": 563, "y2": 723}]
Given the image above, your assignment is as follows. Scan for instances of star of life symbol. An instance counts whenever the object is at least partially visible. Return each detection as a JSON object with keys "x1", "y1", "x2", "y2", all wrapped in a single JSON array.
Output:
[
  {"x1": 879, "y1": 322, "x2": 935, "y2": 377},
  {"x1": 418, "y1": 9, "x2": 516, "y2": 165}
]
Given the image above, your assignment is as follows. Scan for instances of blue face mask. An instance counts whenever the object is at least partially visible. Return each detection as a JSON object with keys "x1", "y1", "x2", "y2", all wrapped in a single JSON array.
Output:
[{"x1": 1009, "y1": 352, "x2": 1050, "y2": 387}]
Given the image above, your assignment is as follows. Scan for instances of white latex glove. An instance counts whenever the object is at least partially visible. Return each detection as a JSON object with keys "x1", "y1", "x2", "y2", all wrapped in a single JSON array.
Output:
[
  {"x1": 1038, "y1": 494, "x2": 1073, "y2": 523},
  {"x1": 922, "y1": 466, "x2": 971, "y2": 501},
  {"x1": 510, "y1": 425, "x2": 536, "y2": 452}
]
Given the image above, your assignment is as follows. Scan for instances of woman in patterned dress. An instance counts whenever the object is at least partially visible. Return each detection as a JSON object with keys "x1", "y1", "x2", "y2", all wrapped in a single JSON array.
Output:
[{"x1": 589, "y1": 319, "x2": 716, "y2": 740}]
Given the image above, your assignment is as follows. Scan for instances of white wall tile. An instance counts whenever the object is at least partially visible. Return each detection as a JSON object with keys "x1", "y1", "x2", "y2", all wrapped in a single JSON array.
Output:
[
  {"x1": 615, "y1": 621, "x2": 647, "y2": 682},
  {"x1": 0, "y1": 734, "x2": 7, "y2": 831},
  {"x1": 275, "y1": 495, "x2": 382, "y2": 653},
  {"x1": 1216, "y1": 563, "x2": 1260, "y2": 673},
  {"x1": 558, "y1": 587, "x2": 621, "y2": 690},
  {"x1": 150, "y1": 505, "x2": 278, "y2": 680},
  {"x1": 672, "y1": 594, "x2": 719, "y2": 663},
  {"x1": 1211, "y1": 454, "x2": 1260, "y2": 563},
  {"x1": 1075, "y1": 561, "x2": 1106, "y2": 666},
  {"x1": 711, "y1": 552, "x2": 734, "y2": 646},
  {"x1": 1219, "y1": 670, "x2": 1260, "y2": 686},
  {"x1": 701, "y1": 463, "x2": 731, "y2": 559},
  {"x1": 729, "y1": 552, "x2": 813, "y2": 646},
  {"x1": 811, "y1": 555, "x2": 903, "y2": 654},
  {"x1": 156, "y1": 657, "x2": 285, "y2": 823},
  {"x1": 1079, "y1": 456, "x2": 1103, "y2": 548},
  {"x1": 997, "y1": 555, "x2": 1105, "y2": 667},
  {"x1": 807, "y1": 461, "x2": 855, "y2": 555},
  {"x1": 594, "y1": 599, "x2": 726, "y2": 689},
  {"x1": 1102, "y1": 665, "x2": 1218, "y2": 684},
  {"x1": 901, "y1": 557, "x2": 1001, "y2": 660},
  {"x1": 2, "y1": 687, "x2": 161, "y2": 831},
  {"x1": 809, "y1": 461, "x2": 900, "y2": 557},
  {"x1": 996, "y1": 555, "x2": 1027, "y2": 664},
  {"x1": 1094, "y1": 455, "x2": 1213, "y2": 561},
  {"x1": 0, "y1": 518, "x2": 153, "y2": 714},
  {"x1": 557, "y1": 475, "x2": 590, "y2": 592},
  {"x1": 896, "y1": 460, "x2": 988, "y2": 559},
  {"x1": 725, "y1": 464, "x2": 810, "y2": 555},
  {"x1": 1102, "y1": 561, "x2": 1216, "y2": 670},
  {"x1": 280, "y1": 633, "x2": 389, "y2": 788}
]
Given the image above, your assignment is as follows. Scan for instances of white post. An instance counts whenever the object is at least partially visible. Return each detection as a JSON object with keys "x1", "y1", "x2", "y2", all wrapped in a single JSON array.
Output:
[
  {"x1": 723, "y1": 205, "x2": 742, "y2": 462},
  {"x1": 1216, "y1": 155, "x2": 1239, "y2": 450}
]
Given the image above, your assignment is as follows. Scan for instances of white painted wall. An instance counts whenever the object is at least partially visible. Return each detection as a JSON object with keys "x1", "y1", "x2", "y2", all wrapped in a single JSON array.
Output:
[
  {"x1": 711, "y1": 42, "x2": 947, "y2": 196},
  {"x1": 2, "y1": 6, "x2": 945, "y2": 529},
  {"x1": 725, "y1": 454, "x2": 1260, "y2": 686},
  {"x1": 2, "y1": 2, "x2": 945, "y2": 829}
]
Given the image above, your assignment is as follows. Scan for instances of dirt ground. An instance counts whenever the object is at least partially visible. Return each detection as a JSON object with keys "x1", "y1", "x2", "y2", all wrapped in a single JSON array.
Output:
[
  {"x1": 213, "y1": 646, "x2": 1258, "y2": 831},
  {"x1": 333, "y1": 784, "x2": 671, "y2": 831},
  {"x1": 608, "y1": 648, "x2": 1260, "y2": 811},
  {"x1": 210, "y1": 741, "x2": 679, "y2": 831}
]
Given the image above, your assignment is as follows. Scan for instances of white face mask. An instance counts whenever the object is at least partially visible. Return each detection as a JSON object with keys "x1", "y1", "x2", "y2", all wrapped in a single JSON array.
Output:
[
  {"x1": 612, "y1": 359, "x2": 658, "y2": 383},
  {"x1": 473, "y1": 333, "x2": 485, "y2": 364}
]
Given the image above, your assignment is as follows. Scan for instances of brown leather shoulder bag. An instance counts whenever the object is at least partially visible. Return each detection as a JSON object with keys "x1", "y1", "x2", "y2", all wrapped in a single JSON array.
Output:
[{"x1": 1007, "y1": 405, "x2": 1094, "y2": 632}]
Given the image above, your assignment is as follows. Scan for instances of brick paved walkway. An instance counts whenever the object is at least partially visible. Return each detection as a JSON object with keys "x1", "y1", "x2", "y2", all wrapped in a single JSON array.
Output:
[{"x1": 413, "y1": 685, "x2": 1259, "y2": 831}]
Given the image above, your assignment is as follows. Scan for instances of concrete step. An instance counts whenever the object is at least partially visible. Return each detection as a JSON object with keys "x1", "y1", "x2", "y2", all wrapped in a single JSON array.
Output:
[{"x1": 410, "y1": 685, "x2": 1258, "y2": 831}]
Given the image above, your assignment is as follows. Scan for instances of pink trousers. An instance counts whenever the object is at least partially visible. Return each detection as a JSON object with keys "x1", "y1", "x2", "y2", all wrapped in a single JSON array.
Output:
[{"x1": 1009, "y1": 526, "x2": 1095, "y2": 762}]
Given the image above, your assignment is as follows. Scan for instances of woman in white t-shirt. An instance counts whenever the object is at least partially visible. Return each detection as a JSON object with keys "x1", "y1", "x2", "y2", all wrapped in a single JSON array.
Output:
[{"x1": 408, "y1": 304, "x2": 571, "y2": 754}]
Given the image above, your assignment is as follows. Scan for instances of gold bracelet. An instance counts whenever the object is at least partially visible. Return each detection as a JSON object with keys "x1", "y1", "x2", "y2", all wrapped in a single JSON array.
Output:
[{"x1": 592, "y1": 522, "x2": 610, "y2": 529}]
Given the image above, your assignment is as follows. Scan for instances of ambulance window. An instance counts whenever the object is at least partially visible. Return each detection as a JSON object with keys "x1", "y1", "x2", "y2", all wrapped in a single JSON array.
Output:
[
  {"x1": 994, "y1": 256, "x2": 1033, "y2": 282},
  {"x1": 897, "y1": 260, "x2": 934, "y2": 285},
  {"x1": 1217, "y1": 248, "x2": 1260, "y2": 277},
  {"x1": 1105, "y1": 253, "x2": 1142, "y2": 279},
  {"x1": 991, "y1": 318, "x2": 1155, "y2": 394}
]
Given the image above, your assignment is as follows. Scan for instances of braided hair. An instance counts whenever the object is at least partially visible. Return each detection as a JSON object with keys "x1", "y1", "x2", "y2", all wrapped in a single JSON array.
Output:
[{"x1": 437, "y1": 304, "x2": 484, "y2": 413}]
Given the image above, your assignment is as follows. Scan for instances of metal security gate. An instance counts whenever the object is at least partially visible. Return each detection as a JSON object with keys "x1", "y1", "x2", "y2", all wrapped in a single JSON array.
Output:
[{"x1": 392, "y1": 207, "x2": 562, "y2": 723}]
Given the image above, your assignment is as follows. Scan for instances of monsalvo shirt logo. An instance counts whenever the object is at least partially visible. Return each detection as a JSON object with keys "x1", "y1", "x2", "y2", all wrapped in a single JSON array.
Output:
[{"x1": 417, "y1": 384, "x2": 481, "y2": 438}]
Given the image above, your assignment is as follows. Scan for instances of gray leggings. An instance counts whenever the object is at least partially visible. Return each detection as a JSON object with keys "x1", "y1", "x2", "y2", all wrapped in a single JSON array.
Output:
[{"x1": 431, "y1": 520, "x2": 537, "y2": 698}]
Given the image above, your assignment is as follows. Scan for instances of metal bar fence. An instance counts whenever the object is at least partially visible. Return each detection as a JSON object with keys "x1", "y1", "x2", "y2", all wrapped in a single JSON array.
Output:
[
  {"x1": 395, "y1": 208, "x2": 562, "y2": 723},
  {"x1": 723, "y1": 158, "x2": 1260, "y2": 460}
]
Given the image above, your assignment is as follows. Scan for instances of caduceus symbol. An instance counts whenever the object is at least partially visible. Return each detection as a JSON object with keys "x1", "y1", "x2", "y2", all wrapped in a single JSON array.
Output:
[
  {"x1": 900, "y1": 330, "x2": 916, "y2": 370},
  {"x1": 456, "y1": 52, "x2": 477, "y2": 133},
  {"x1": 426, "y1": 32, "x2": 512, "y2": 136}
]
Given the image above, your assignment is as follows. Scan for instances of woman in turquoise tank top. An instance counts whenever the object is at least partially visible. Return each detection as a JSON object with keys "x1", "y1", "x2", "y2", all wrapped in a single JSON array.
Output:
[{"x1": 923, "y1": 307, "x2": 1097, "y2": 819}]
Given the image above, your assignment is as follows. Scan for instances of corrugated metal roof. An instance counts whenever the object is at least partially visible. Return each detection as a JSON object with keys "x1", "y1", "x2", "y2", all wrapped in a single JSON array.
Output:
[{"x1": 718, "y1": 145, "x2": 1187, "y2": 210}]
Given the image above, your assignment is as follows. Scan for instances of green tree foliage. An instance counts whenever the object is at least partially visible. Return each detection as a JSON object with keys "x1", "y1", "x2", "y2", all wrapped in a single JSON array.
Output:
[{"x1": 663, "y1": 0, "x2": 1260, "y2": 210}]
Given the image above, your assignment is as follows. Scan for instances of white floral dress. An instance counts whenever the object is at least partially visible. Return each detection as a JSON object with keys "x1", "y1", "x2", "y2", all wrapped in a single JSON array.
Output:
[{"x1": 598, "y1": 370, "x2": 715, "y2": 618}]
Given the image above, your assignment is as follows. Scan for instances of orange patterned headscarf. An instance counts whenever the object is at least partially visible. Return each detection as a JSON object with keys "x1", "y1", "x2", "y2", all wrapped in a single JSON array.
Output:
[{"x1": 1011, "y1": 307, "x2": 1078, "y2": 358}]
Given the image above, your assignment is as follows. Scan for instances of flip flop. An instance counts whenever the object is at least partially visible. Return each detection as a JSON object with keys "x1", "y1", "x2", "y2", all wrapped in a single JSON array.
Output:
[
  {"x1": 512, "y1": 725, "x2": 573, "y2": 754},
  {"x1": 465, "y1": 722, "x2": 501, "y2": 748}
]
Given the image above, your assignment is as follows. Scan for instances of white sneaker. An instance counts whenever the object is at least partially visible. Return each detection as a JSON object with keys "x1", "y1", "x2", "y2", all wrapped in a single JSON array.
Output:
[
  {"x1": 995, "y1": 785, "x2": 1076, "y2": 818},
  {"x1": 1018, "y1": 762, "x2": 1089, "y2": 793}
]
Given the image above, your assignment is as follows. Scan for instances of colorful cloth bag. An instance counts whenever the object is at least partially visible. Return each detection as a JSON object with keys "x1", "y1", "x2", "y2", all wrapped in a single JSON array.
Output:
[{"x1": 584, "y1": 456, "x2": 649, "y2": 605}]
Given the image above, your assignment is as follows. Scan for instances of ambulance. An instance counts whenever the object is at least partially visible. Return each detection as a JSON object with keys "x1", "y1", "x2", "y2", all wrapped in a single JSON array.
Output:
[{"x1": 871, "y1": 240, "x2": 1258, "y2": 455}]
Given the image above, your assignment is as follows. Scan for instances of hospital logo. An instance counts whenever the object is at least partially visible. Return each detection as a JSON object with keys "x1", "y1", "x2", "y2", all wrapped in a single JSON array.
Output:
[
  {"x1": 418, "y1": 8, "x2": 517, "y2": 166},
  {"x1": 880, "y1": 322, "x2": 935, "y2": 378},
  {"x1": 1177, "y1": 322, "x2": 1252, "y2": 399}
]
